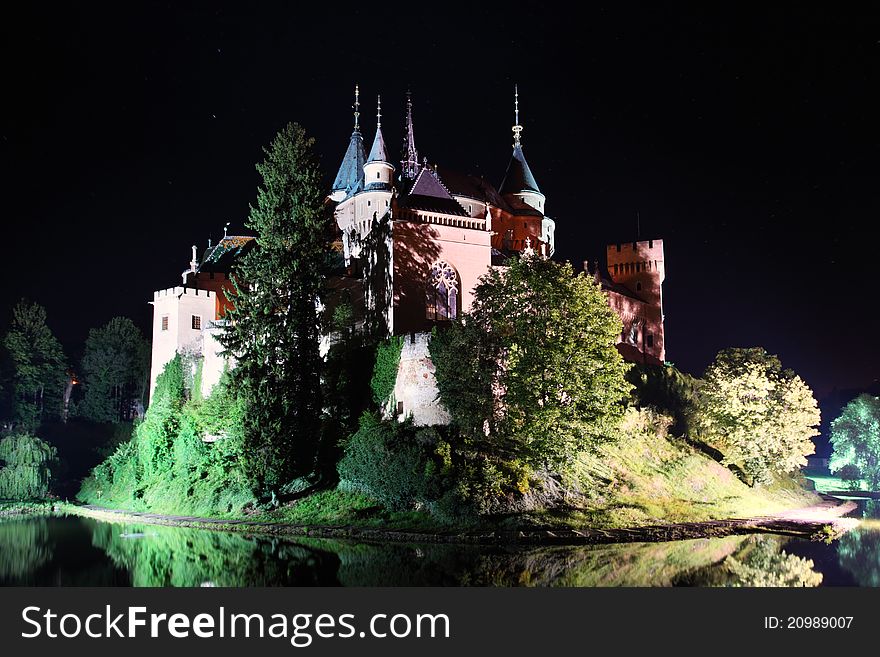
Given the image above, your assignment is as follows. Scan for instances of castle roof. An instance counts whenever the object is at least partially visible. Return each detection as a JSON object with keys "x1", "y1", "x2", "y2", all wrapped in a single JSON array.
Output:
[
  {"x1": 399, "y1": 168, "x2": 468, "y2": 216},
  {"x1": 435, "y1": 167, "x2": 511, "y2": 210},
  {"x1": 331, "y1": 130, "x2": 367, "y2": 197},
  {"x1": 367, "y1": 125, "x2": 390, "y2": 163},
  {"x1": 199, "y1": 235, "x2": 255, "y2": 273},
  {"x1": 499, "y1": 144, "x2": 541, "y2": 197}
]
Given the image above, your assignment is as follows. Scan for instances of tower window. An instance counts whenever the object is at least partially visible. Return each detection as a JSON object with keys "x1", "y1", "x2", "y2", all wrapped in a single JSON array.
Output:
[
  {"x1": 636, "y1": 282, "x2": 642, "y2": 291},
  {"x1": 614, "y1": 264, "x2": 619, "y2": 275},
  {"x1": 376, "y1": 172, "x2": 380, "y2": 179},
  {"x1": 647, "y1": 334, "x2": 654, "y2": 348},
  {"x1": 191, "y1": 315, "x2": 201, "y2": 330},
  {"x1": 367, "y1": 200, "x2": 371, "y2": 207},
  {"x1": 161, "y1": 315, "x2": 169, "y2": 331}
]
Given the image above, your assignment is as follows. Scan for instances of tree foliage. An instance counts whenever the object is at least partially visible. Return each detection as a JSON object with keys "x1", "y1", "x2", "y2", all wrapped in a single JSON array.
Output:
[
  {"x1": 77, "y1": 358, "x2": 254, "y2": 517},
  {"x1": 3, "y1": 300, "x2": 67, "y2": 430},
  {"x1": 217, "y1": 122, "x2": 330, "y2": 496},
  {"x1": 829, "y1": 394, "x2": 880, "y2": 489},
  {"x1": 370, "y1": 336, "x2": 403, "y2": 407},
  {"x1": 79, "y1": 317, "x2": 150, "y2": 423},
  {"x1": 0, "y1": 433, "x2": 57, "y2": 500},
  {"x1": 430, "y1": 254, "x2": 632, "y2": 477},
  {"x1": 693, "y1": 347, "x2": 820, "y2": 484}
]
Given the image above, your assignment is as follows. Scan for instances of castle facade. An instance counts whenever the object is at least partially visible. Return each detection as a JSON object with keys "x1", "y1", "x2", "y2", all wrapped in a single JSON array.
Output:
[{"x1": 149, "y1": 87, "x2": 666, "y2": 421}]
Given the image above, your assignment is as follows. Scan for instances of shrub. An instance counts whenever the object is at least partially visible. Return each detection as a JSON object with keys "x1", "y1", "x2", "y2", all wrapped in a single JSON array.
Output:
[{"x1": 337, "y1": 412, "x2": 434, "y2": 511}]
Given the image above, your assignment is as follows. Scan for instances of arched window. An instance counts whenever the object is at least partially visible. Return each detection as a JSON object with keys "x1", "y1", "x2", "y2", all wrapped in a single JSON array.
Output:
[{"x1": 426, "y1": 261, "x2": 459, "y2": 321}]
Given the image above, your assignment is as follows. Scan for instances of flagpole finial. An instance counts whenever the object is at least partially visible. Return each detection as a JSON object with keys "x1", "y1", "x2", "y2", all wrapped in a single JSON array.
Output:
[
  {"x1": 512, "y1": 84, "x2": 523, "y2": 147},
  {"x1": 354, "y1": 84, "x2": 360, "y2": 131},
  {"x1": 377, "y1": 94, "x2": 382, "y2": 128}
]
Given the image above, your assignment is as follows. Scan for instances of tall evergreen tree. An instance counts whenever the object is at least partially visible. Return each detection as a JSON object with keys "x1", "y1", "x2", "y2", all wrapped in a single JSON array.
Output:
[
  {"x1": 79, "y1": 317, "x2": 150, "y2": 423},
  {"x1": 3, "y1": 300, "x2": 67, "y2": 430},
  {"x1": 218, "y1": 122, "x2": 329, "y2": 496}
]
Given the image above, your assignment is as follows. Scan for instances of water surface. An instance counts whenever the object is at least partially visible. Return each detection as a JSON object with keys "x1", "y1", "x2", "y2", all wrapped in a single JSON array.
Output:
[{"x1": 1, "y1": 504, "x2": 877, "y2": 586}]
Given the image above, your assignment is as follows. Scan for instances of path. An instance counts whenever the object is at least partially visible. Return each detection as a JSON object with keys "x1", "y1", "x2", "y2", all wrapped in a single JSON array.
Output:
[{"x1": 62, "y1": 496, "x2": 860, "y2": 546}]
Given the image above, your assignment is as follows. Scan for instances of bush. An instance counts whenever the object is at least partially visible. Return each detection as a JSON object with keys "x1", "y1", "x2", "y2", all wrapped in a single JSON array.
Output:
[
  {"x1": 0, "y1": 433, "x2": 57, "y2": 500},
  {"x1": 837, "y1": 464, "x2": 862, "y2": 491},
  {"x1": 627, "y1": 363, "x2": 701, "y2": 435},
  {"x1": 337, "y1": 412, "x2": 436, "y2": 511}
]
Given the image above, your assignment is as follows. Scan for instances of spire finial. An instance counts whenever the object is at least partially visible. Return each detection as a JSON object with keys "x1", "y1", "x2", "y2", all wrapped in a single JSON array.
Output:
[
  {"x1": 376, "y1": 94, "x2": 382, "y2": 128},
  {"x1": 512, "y1": 84, "x2": 523, "y2": 148},
  {"x1": 353, "y1": 84, "x2": 360, "y2": 131}
]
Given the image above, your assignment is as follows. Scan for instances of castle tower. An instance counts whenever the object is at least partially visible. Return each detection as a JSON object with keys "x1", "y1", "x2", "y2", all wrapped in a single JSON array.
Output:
[
  {"x1": 606, "y1": 239, "x2": 666, "y2": 363},
  {"x1": 364, "y1": 95, "x2": 394, "y2": 190},
  {"x1": 330, "y1": 85, "x2": 367, "y2": 202},
  {"x1": 499, "y1": 85, "x2": 546, "y2": 214},
  {"x1": 149, "y1": 286, "x2": 217, "y2": 401},
  {"x1": 400, "y1": 90, "x2": 421, "y2": 182}
]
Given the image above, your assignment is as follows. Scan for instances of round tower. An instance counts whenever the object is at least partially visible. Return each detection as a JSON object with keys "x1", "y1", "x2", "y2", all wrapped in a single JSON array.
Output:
[{"x1": 364, "y1": 95, "x2": 394, "y2": 189}]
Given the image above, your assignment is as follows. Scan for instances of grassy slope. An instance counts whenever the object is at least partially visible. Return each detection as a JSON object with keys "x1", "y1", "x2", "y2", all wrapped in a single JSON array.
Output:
[
  {"x1": 547, "y1": 418, "x2": 819, "y2": 529},
  {"x1": 256, "y1": 419, "x2": 818, "y2": 532}
]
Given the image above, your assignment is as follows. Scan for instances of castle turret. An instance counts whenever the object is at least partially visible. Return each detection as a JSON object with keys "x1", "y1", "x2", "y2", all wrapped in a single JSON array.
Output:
[
  {"x1": 330, "y1": 85, "x2": 367, "y2": 202},
  {"x1": 499, "y1": 85, "x2": 546, "y2": 214},
  {"x1": 364, "y1": 95, "x2": 394, "y2": 190}
]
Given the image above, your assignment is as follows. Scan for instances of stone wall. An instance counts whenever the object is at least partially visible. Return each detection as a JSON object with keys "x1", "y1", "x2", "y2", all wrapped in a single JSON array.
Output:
[{"x1": 391, "y1": 332, "x2": 451, "y2": 426}]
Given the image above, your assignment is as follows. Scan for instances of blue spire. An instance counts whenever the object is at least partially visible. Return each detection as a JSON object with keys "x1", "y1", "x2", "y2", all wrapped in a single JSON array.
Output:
[
  {"x1": 331, "y1": 85, "x2": 367, "y2": 197},
  {"x1": 367, "y1": 94, "x2": 390, "y2": 163}
]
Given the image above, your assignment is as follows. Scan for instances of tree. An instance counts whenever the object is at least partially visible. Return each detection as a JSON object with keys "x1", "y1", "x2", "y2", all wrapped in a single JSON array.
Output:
[
  {"x1": 0, "y1": 432, "x2": 57, "y2": 500},
  {"x1": 430, "y1": 254, "x2": 632, "y2": 476},
  {"x1": 3, "y1": 300, "x2": 67, "y2": 430},
  {"x1": 79, "y1": 317, "x2": 150, "y2": 423},
  {"x1": 829, "y1": 394, "x2": 880, "y2": 489},
  {"x1": 694, "y1": 347, "x2": 820, "y2": 484},
  {"x1": 217, "y1": 122, "x2": 329, "y2": 496}
]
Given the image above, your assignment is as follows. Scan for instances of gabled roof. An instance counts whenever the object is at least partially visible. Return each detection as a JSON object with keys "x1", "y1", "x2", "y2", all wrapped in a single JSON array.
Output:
[
  {"x1": 199, "y1": 235, "x2": 256, "y2": 273},
  {"x1": 435, "y1": 167, "x2": 511, "y2": 211},
  {"x1": 499, "y1": 144, "x2": 541, "y2": 196},
  {"x1": 367, "y1": 125, "x2": 390, "y2": 163},
  {"x1": 399, "y1": 168, "x2": 468, "y2": 216},
  {"x1": 331, "y1": 130, "x2": 367, "y2": 196}
]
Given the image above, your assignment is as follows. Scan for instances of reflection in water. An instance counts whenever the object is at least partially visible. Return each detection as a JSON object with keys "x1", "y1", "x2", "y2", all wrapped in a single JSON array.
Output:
[
  {"x1": 0, "y1": 517, "x2": 53, "y2": 581},
  {"x1": 687, "y1": 536, "x2": 823, "y2": 587},
  {"x1": 0, "y1": 514, "x2": 832, "y2": 587}
]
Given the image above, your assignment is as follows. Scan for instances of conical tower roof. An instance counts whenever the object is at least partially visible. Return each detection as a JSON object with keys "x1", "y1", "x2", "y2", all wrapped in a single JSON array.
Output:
[
  {"x1": 332, "y1": 130, "x2": 367, "y2": 196},
  {"x1": 331, "y1": 85, "x2": 367, "y2": 197},
  {"x1": 499, "y1": 144, "x2": 541, "y2": 195},
  {"x1": 499, "y1": 85, "x2": 542, "y2": 197},
  {"x1": 367, "y1": 94, "x2": 390, "y2": 163}
]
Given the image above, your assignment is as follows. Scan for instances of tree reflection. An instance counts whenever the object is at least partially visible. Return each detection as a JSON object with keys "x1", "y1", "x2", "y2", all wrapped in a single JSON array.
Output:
[
  {"x1": 0, "y1": 517, "x2": 52, "y2": 582},
  {"x1": 719, "y1": 535, "x2": 822, "y2": 587}
]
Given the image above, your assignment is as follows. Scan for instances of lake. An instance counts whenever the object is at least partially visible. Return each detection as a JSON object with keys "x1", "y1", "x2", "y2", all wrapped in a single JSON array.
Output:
[{"x1": 1, "y1": 502, "x2": 877, "y2": 586}]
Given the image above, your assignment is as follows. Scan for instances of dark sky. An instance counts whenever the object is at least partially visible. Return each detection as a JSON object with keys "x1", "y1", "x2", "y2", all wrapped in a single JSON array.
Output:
[{"x1": 1, "y1": 3, "x2": 877, "y2": 397}]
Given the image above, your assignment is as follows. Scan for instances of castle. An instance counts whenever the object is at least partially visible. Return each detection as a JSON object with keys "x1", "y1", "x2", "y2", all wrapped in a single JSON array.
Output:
[{"x1": 149, "y1": 87, "x2": 666, "y2": 422}]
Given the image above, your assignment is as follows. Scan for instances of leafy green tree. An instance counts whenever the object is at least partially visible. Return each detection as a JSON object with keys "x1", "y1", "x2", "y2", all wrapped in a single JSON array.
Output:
[
  {"x1": 79, "y1": 317, "x2": 150, "y2": 423},
  {"x1": 694, "y1": 347, "x2": 820, "y2": 484},
  {"x1": 430, "y1": 254, "x2": 632, "y2": 475},
  {"x1": 829, "y1": 394, "x2": 880, "y2": 489},
  {"x1": 0, "y1": 432, "x2": 57, "y2": 499},
  {"x1": 218, "y1": 122, "x2": 329, "y2": 496},
  {"x1": 3, "y1": 300, "x2": 67, "y2": 430}
]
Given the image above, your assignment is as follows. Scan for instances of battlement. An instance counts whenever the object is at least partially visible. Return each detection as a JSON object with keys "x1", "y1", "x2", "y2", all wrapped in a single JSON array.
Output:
[
  {"x1": 606, "y1": 239, "x2": 664, "y2": 264},
  {"x1": 152, "y1": 286, "x2": 216, "y2": 301}
]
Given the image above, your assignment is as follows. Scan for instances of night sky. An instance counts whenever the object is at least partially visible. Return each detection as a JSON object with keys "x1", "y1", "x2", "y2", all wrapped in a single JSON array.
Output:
[{"x1": 1, "y1": 3, "x2": 877, "y2": 399}]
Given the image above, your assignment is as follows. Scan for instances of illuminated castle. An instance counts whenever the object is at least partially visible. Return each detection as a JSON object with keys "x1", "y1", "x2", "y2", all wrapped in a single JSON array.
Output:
[{"x1": 148, "y1": 87, "x2": 666, "y2": 420}]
